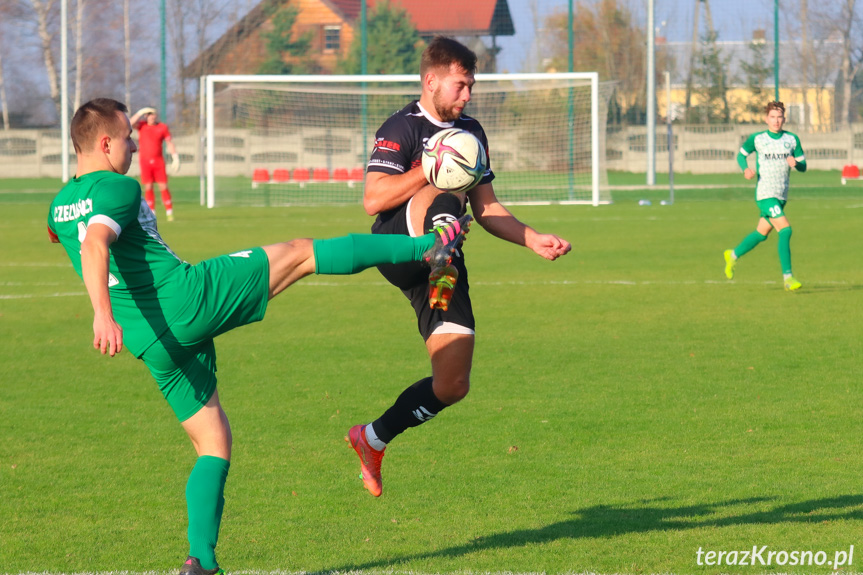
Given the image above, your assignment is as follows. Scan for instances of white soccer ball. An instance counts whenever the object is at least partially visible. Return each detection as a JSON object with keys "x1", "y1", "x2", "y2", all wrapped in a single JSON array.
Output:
[{"x1": 421, "y1": 128, "x2": 487, "y2": 193}]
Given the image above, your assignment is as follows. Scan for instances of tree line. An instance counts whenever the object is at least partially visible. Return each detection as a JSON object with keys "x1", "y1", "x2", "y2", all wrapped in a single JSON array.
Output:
[{"x1": 0, "y1": 0, "x2": 860, "y2": 130}]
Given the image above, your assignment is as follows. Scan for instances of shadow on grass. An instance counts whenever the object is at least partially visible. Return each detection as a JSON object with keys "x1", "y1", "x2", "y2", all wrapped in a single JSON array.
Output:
[
  {"x1": 794, "y1": 284, "x2": 863, "y2": 294},
  {"x1": 322, "y1": 494, "x2": 863, "y2": 572}
]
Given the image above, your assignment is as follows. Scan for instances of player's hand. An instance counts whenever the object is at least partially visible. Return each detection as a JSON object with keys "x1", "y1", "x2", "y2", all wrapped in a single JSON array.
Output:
[
  {"x1": 171, "y1": 153, "x2": 181, "y2": 174},
  {"x1": 93, "y1": 313, "x2": 123, "y2": 357},
  {"x1": 528, "y1": 233, "x2": 571, "y2": 261},
  {"x1": 786, "y1": 155, "x2": 797, "y2": 168},
  {"x1": 743, "y1": 168, "x2": 756, "y2": 180}
]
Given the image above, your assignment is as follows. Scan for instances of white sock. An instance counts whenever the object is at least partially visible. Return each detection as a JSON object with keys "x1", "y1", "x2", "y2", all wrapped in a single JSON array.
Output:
[
  {"x1": 364, "y1": 424, "x2": 387, "y2": 451},
  {"x1": 783, "y1": 273, "x2": 792, "y2": 280}
]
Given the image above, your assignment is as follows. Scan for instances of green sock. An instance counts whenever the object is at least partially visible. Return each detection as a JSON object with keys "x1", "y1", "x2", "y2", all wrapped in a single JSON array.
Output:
[
  {"x1": 186, "y1": 455, "x2": 230, "y2": 570},
  {"x1": 733, "y1": 230, "x2": 768, "y2": 258},
  {"x1": 777, "y1": 227, "x2": 793, "y2": 275},
  {"x1": 312, "y1": 233, "x2": 435, "y2": 275}
]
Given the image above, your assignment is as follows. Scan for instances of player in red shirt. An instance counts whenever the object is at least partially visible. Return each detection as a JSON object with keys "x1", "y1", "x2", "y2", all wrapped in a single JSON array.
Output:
[{"x1": 130, "y1": 106, "x2": 179, "y2": 221}]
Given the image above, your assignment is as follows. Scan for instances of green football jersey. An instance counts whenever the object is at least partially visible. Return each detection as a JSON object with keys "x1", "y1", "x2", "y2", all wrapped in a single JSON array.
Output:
[
  {"x1": 738, "y1": 130, "x2": 805, "y2": 201},
  {"x1": 48, "y1": 171, "x2": 187, "y2": 356}
]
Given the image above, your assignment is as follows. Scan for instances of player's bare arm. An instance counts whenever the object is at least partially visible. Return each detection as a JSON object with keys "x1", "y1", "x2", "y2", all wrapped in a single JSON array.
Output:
[
  {"x1": 80, "y1": 222, "x2": 123, "y2": 356},
  {"x1": 129, "y1": 107, "x2": 155, "y2": 125},
  {"x1": 363, "y1": 169, "x2": 429, "y2": 215},
  {"x1": 468, "y1": 183, "x2": 572, "y2": 261}
]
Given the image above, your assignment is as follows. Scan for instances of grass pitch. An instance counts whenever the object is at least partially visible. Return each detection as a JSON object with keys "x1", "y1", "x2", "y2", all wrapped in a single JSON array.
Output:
[{"x1": 1, "y1": 174, "x2": 863, "y2": 574}]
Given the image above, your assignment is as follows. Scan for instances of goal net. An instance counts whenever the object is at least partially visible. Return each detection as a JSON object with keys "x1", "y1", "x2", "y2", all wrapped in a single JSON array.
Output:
[{"x1": 202, "y1": 73, "x2": 612, "y2": 207}]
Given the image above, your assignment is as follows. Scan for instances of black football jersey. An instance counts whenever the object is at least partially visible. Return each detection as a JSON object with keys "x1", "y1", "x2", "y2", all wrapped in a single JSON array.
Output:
[{"x1": 367, "y1": 100, "x2": 494, "y2": 224}]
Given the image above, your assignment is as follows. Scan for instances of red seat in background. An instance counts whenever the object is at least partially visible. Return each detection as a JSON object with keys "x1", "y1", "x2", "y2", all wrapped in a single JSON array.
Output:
[{"x1": 252, "y1": 169, "x2": 270, "y2": 183}]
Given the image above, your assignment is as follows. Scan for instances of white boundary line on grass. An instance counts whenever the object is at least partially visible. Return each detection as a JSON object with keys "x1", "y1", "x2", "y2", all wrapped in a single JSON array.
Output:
[
  {"x1": 3, "y1": 572, "x2": 651, "y2": 575},
  {"x1": 1, "y1": 279, "x2": 853, "y2": 300},
  {"x1": 0, "y1": 262, "x2": 71, "y2": 267}
]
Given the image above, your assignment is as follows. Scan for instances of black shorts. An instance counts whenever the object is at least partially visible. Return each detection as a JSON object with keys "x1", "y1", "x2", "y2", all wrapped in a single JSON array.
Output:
[{"x1": 372, "y1": 201, "x2": 475, "y2": 341}]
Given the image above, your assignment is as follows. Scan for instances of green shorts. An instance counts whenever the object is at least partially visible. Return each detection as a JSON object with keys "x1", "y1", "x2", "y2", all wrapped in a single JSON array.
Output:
[
  {"x1": 140, "y1": 247, "x2": 270, "y2": 421},
  {"x1": 757, "y1": 198, "x2": 787, "y2": 220}
]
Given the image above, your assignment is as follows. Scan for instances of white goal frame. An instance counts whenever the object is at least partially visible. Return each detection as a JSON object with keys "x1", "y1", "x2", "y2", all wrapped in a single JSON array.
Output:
[{"x1": 203, "y1": 72, "x2": 602, "y2": 208}]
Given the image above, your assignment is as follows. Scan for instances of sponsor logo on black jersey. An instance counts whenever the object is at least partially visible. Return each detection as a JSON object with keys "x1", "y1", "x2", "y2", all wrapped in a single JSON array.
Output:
[{"x1": 374, "y1": 138, "x2": 401, "y2": 153}]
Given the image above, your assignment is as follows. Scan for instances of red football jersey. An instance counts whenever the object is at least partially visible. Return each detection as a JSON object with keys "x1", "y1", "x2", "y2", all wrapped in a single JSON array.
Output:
[{"x1": 135, "y1": 122, "x2": 171, "y2": 161}]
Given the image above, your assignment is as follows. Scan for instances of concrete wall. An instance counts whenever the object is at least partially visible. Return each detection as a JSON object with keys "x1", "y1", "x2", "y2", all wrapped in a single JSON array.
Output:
[
  {"x1": 606, "y1": 124, "x2": 863, "y2": 174},
  {"x1": 2, "y1": 124, "x2": 862, "y2": 180}
]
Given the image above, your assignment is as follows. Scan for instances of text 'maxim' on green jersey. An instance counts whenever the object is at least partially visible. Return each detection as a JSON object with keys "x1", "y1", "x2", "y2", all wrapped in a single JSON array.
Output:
[
  {"x1": 48, "y1": 171, "x2": 187, "y2": 356},
  {"x1": 737, "y1": 130, "x2": 805, "y2": 202}
]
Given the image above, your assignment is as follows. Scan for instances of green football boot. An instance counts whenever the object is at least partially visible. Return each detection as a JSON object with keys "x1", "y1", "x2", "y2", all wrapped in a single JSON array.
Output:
[
  {"x1": 723, "y1": 249, "x2": 736, "y2": 280},
  {"x1": 784, "y1": 276, "x2": 802, "y2": 291}
]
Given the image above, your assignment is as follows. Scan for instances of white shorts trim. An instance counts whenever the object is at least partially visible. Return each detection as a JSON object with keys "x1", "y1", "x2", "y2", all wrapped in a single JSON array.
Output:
[
  {"x1": 406, "y1": 196, "x2": 419, "y2": 237},
  {"x1": 430, "y1": 321, "x2": 475, "y2": 336}
]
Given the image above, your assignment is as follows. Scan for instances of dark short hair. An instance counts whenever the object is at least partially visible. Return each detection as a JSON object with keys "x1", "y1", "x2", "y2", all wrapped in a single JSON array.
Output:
[
  {"x1": 765, "y1": 101, "x2": 785, "y2": 115},
  {"x1": 421, "y1": 36, "x2": 477, "y2": 78},
  {"x1": 70, "y1": 98, "x2": 129, "y2": 153}
]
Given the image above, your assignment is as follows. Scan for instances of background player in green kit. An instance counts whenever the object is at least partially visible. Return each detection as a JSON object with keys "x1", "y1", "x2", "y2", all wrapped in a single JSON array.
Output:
[
  {"x1": 47, "y1": 98, "x2": 469, "y2": 575},
  {"x1": 723, "y1": 100, "x2": 807, "y2": 291}
]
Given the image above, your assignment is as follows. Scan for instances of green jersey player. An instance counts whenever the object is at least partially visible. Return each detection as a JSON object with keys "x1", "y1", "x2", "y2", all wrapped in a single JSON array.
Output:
[
  {"x1": 47, "y1": 98, "x2": 470, "y2": 575},
  {"x1": 723, "y1": 100, "x2": 807, "y2": 291}
]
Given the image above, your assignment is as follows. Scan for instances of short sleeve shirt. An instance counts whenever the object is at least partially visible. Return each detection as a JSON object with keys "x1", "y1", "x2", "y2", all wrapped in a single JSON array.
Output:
[
  {"x1": 739, "y1": 130, "x2": 805, "y2": 201},
  {"x1": 48, "y1": 171, "x2": 187, "y2": 356},
  {"x1": 367, "y1": 100, "x2": 494, "y2": 228},
  {"x1": 135, "y1": 122, "x2": 171, "y2": 161}
]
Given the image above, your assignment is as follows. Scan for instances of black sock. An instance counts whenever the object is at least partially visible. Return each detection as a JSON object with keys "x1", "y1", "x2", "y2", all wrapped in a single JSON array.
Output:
[
  {"x1": 371, "y1": 377, "x2": 448, "y2": 443},
  {"x1": 424, "y1": 193, "x2": 463, "y2": 231}
]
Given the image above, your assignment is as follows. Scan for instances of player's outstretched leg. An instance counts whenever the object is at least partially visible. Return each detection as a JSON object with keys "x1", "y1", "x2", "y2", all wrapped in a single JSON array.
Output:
[
  {"x1": 347, "y1": 424, "x2": 385, "y2": 497},
  {"x1": 425, "y1": 214, "x2": 472, "y2": 310},
  {"x1": 312, "y1": 216, "x2": 470, "y2": 276}
]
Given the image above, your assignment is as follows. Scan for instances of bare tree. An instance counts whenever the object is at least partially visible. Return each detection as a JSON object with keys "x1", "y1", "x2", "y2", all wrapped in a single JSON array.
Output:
[
  {"x1": 29, "y1": 0, "x2": 61, "y2": 118},
  {"x1": 124, "y1": 0, "x2": 130, "y2": 108},
  {"x1": 835, "y1": 0, "x2": 863, "y2": 127},
  {"x1": 799, "y1": 0, "x2": 812, "y2": 128},
  {"x1": 0, "y1": 1, "x2": 11, "y2": 129},
  {"x1": 73, "y1": 0, "x2": 84, "y2": 111},
  {"x1": 0, "y1": 49, "x2": 8, "y2": 130},
  {"x1": 167, "y1": 0, "x2": 235, "y2": 126}
]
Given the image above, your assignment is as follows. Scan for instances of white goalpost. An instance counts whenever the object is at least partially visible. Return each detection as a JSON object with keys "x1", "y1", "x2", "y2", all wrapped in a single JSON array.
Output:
[{"x1": 202, "y1": 73, "x2": 610, "y2": 208}]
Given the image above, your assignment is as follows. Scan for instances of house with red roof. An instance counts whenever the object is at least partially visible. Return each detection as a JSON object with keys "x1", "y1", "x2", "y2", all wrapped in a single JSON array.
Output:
[{"x1": 184, "y1": 0, "x2": 514, "y2": 76}]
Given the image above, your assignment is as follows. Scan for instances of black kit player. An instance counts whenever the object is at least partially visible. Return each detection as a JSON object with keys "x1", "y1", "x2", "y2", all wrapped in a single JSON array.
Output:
[
  {"x1": 48, "y1": 98, "x2": 469, "y2": 575},
  {"x1": 347, "y1": 37, "x2": 572, "y2": 497}
]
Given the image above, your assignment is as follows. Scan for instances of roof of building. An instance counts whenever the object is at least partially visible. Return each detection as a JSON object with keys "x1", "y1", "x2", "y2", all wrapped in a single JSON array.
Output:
[
  {"x1": 184, "y1": 0, "x2": 514, "y2": 77},
  {"x1": 327, "y1": 0, "x2": 514, "y2": 36}
]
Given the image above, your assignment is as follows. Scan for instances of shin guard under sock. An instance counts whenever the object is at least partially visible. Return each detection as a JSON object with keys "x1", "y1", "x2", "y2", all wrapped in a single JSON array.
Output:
[
  {"x1": 161, "y1": 188, "x2": 173, "y2": 212},
  {"x1": 144, "y1": 189, "x2": 156, "y2": 211},
  {"x1": 371, "y1": 377, "x2": 448, "y2": 444},
  {"x1": 777, "y1": 226, "x2": 793, "y2": 275},
  {"x1": 186, "y1": 456, "x2": 230, "y2": 570},
  {"x1": 733, "y1": 230, "x2": 768, "y2": 259},
  {"x1": 423, "y1": 193, "x2": 462, "y2": 231}
]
